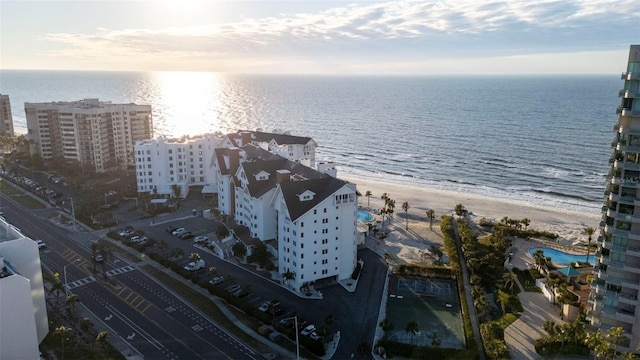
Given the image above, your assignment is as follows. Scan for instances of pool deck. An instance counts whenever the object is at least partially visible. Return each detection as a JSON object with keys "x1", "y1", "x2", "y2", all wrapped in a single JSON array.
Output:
[
  {"x1": 505, "y1": 237, "x2": 592, "y2": 360},
  {"x1": 507, "y1": 237, "x2": 590, "y2": 270}
]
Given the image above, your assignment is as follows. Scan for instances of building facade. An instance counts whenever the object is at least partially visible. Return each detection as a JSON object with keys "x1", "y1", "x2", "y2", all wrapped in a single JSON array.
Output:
[
  {"x1": 134, "y1": 134, "x2": 221, "y2": 197},
  {"x1": 589, "y1": 45, "x2": 640, "y2": 352},
  {"x1": 0, "y1": 219, "x2": 49, "y2": 359},
  {"x1": 212, "y1": 140, "x2": 358, "y2": 292},
  {"x1": 0, "y1": 94, "x2": 14, "y2": 137},
  {"x1": 25, "y1": 98, "x2": 152, "y2": 172},
  {"x1": 272, "y1": 176, "x2": 358, "y2": 292}
]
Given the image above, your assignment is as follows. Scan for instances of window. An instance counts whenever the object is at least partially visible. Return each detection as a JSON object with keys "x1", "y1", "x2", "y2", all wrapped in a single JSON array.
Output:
[
  {"x1": 322, "y1": 249, "x2": 328, "y2": 254},
  {"x1": 322, "y1": 259, "x2": 328, "y2": 264}
]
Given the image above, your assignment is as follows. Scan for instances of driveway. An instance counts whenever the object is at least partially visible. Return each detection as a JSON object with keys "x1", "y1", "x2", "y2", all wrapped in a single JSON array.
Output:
[{"x1": 504, "y1": 292, "x2": 566, "y2": 360}]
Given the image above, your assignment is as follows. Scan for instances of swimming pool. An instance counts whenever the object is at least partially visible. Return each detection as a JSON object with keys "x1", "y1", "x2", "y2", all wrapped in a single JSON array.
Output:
[
  {"x1": 527, "y1": 247, "x2": 594, "y2": 265},
  {"x1": 357, "y1": 210, "x2": 375, "y2": 222}
]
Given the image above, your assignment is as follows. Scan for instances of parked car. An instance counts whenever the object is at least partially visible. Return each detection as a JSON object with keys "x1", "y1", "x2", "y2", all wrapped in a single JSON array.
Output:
[
  {"x1": 35, "y1": 239, "x2": 46, "y2": 249},
  {"x1": 93, "y1": 254, "x2": 104, "y2": 262},
  {"x1": 181, "y1": 232, "x2": 195, "y2": 240},
  {"x1": 257, "y1": 302, "x2": 270, "y2": 312},
  {"x1": 166, "y1": 226, "x2": 178, "y2": 233},
  {"x1": 301, "y1": 324, "x2": 316, "y2": 336},
  {"x1": 172, "y1": 228, "x2": 186, "y2": 236},
  {"x1": 232, "y1": 288, "x2": 249, "y2": 298},
  {"x1": 310, "y1": 332, "x2": 320, "y2": 341},
  {"x1": 183, "y1": 259, "x2": 205, "y2": 271},
  {"x1": 119, "y1": 228, "x2": 134, "y2": 237},
  {"x1": 209, "y1": 276, "x2": 224, "y2": 286},
  {"x1": 193, "y1": 235, "x2": 208, "y2": 244},
  {"x1": 131, "y1": 236, "x2": 148, "y2": 244},
  {"x1": 225, "y1": 284, "x2": 241, "y2": 293}
]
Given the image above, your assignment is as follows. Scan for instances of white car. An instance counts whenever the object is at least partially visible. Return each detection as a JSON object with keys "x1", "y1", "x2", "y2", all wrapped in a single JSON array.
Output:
[
  {"x1": 35, "y1": 239, "x2": 46, "y2": 249},
  {"x1": 301, "y1": 324, "x2": 316, "y2": 336},
  {"x1": 193, "y1": 235, "x2": 208, "y2": 244},
  {"x1": 131, "y1": 235, "x2": 147, "y2": 243},
  {"x1": 172, "y1": 228, "x2": 186, "y2": 236}
]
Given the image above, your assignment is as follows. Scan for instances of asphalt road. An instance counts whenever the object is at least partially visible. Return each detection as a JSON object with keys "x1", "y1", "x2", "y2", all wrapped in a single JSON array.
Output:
[
  {"x1": 2, "y1": 192, "x2": 258, "y2": 360},
  {"x1": 127, "y1": 210, "x2": 389, "y2": 358}
]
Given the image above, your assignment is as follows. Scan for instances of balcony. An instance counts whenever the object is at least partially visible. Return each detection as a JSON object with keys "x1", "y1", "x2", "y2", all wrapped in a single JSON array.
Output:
[
  {"x1": 623, "y1": 262, "x2": 640, "y2": 275},
  {"x1": 621, "y1": 279, "x2": 640, "y2": 290},
  {"x1": 618, "y1": 107, "x2": 640, "y2": 117},
  {"x1": 618, "y1": 292, "x2": 638, "y2": 305},
  {"x1": 616, "y1": 309, "x2": 636, "y2": 324},
  {"x1": 616, "y1": 143, "x2": 640, "y2": 153},
  {"x1": 622, "y1": 72, "x2": 640, "y2": 81},
  {"x1": 619, "y1": 89, "x2": 640, "y2": 99},
  {"x1": 626, "y1": 246, "x2": 640, "y2": 257}
]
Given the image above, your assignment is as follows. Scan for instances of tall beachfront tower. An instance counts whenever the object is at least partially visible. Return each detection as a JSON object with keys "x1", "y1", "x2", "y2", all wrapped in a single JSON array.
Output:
[
  {"x1": 0, "y1": 94, "x2": 14, "y2": 136},
  {"x1": 25, "y1": 98, "x2": 152, "y2": 172},
  {"x1": 589, "y1": 45, "x2": 640, "y2": 352}
]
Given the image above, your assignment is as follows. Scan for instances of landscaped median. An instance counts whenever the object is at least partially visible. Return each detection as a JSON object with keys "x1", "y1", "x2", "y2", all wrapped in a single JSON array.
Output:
[{"x1": 0, "y1": 178, "x2": 47, "y2": 209}]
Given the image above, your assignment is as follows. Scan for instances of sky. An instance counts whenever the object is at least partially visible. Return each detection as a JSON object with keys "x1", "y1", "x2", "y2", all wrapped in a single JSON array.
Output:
[{"x1": 0, "y1": 0, "x2": 639, "y2": 75}]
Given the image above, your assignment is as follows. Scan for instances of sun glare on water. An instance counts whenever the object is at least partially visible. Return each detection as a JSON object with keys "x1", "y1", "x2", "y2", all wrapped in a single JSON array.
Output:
[{"x1": 153, "y1": 71, "x2": 223, "y2": 137}]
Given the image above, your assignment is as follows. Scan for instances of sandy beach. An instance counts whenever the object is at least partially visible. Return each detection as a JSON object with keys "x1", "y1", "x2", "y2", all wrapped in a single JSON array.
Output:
[{"x1": 344, "y1": 174, "x2": 601, "y2": 263}]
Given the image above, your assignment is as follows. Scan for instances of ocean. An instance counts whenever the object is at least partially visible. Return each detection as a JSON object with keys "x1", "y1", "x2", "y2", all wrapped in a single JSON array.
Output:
[{"x1": 0, "y1": 70, "x2": 621, "y2": 215}]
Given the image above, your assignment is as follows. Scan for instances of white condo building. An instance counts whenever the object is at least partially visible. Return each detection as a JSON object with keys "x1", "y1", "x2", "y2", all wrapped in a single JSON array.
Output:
[
  {"x1": 589, "y1": 45, "x2": 640, "y2": 352},
  {"x1": 0, "y1": 219, "x2": 49, "y2": 359},
  {"x1": 135, "y1": 128, "x2": 355, "y2": 291},
  {"x1": 136, "y1": 130, "x2": 318, "y2": 201},
  {"x1": 134, "y1": 134, "x2": 222, "y2": 198},
  {"x1": 213, "y1": 141, "x2": 358, "y2": 292},
  {"x1": 25, "y1": 98, "x2": 152, "y2": 172}
]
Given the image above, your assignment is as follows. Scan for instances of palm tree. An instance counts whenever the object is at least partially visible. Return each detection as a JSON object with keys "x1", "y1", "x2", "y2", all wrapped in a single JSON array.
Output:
[
  {"x1": 474, "y1": 294, "x2": 490, "y2": 317},
  {"x1": 208, "y1": 266, "x2": 218, "y2": 279},
  {"x1": 584, "y1": 226, "x2": 595, "y2": 264},
  {"x1": 584, "y1": 330, "x2": 608, "y2": 360},
  {"x1": 533, "y1": 249, "x2": 547, "y2": 273},
  {"x1": 282, "y1": 270, "x2": 295, "y2": 285},
  {"x1": 521, "y1": 218, "x2": 530, "y2": 231},
  {"x1": 365, "y1": 190, "x2": 372, "y2": 207},
  {"x1": 51, "y1": 281, "x2": 65, "y2": 303},
  {"x1": 66, "y1": 293, "x2": 79, "y2": 318},
  {"x1": 54, "y1": 325, "x2": 72, "y2": 360},
  {"x1": 95, "y1": 331, "x2": 109, "y2": 351},
  {"x1": 543, "y1": 320, "x2": 559, "y2": 336},
  {"x1": 425, "y1": 209, "x2": 435, "y2": 230},
  {"x1": 503, "y1": 271, "x2": 516, "y2": 294},
  {"x1": 608, "y1": 326, "x2": 626, "y2": 353},
  {"x1": 189, "y1": 252, "x2": 201, "y2": 263},
  {"x1": 401, "y1": 201, "x2": 410, "y2": 230},
  {"x1": 405, "y1": 321, "x2": 419, "y2": 345},
  {"x1": 454, "y1": 204, "x2": 466, "y2": 219}
]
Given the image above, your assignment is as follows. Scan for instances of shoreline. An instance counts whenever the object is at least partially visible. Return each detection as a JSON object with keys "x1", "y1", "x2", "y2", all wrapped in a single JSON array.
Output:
[{"x1": 343, "y1": 173, "x2": 601, "y2": 246}]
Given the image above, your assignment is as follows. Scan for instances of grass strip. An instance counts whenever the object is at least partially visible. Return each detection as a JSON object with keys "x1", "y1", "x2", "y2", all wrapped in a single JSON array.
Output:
[
  {"x1": 0, "y1": 179, "x2": 22, "y2": 195},
  {"x1": 10, "y1": 194, "x2": 46, "y2": 209}
]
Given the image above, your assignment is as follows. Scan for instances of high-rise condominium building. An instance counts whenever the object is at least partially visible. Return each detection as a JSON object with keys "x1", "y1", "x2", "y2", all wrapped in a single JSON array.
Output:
[
  {"x1": 589, "y1": 45, "x2": 640, "y2": 352},
  {"x1": 0, "y1": 218, "x2": 49, "y2": 359},
  {"x1": 0, "y1": 94, "x2": 14, "y2": 136},
  {"x1": 25, "y1": 98, "x2": 152, "y2": 172}
]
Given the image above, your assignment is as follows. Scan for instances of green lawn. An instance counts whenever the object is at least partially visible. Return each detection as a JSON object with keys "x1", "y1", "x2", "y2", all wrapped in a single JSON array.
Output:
[
  {"x1": 0, "y1": 179, "x2": 22, "y2": 195},
  {"x1": 9, "y1": 194, "x2": 46, "y2": 209},
  {"x1": 0, "y1": 179, "x2": 46, "y2": 209}
]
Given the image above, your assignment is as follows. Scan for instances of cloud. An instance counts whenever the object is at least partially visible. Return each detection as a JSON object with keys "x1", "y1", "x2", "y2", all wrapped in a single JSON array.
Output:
[{"x1": 40, "y1": 0, "x2": 640, "y2": 72}]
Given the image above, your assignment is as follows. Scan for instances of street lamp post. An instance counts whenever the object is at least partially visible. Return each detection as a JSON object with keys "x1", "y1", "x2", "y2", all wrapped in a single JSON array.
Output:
[{"x1": 282, "y1": 315, "x2": 299, "y2": 360}]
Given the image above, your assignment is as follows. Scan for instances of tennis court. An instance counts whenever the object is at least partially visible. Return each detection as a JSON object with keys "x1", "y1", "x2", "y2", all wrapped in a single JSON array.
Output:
[{"x1": 385, "y1": 275, "x2": 465, "y2": 349}]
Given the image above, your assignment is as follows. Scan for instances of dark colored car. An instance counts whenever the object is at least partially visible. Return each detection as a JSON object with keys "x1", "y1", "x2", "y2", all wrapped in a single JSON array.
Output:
[
  {"x1": 167, "y1": 226, "x2": 178, "y2": 233},
  {"x1": 181, "y1": 232, "x2": 195, "y2": 240}
]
